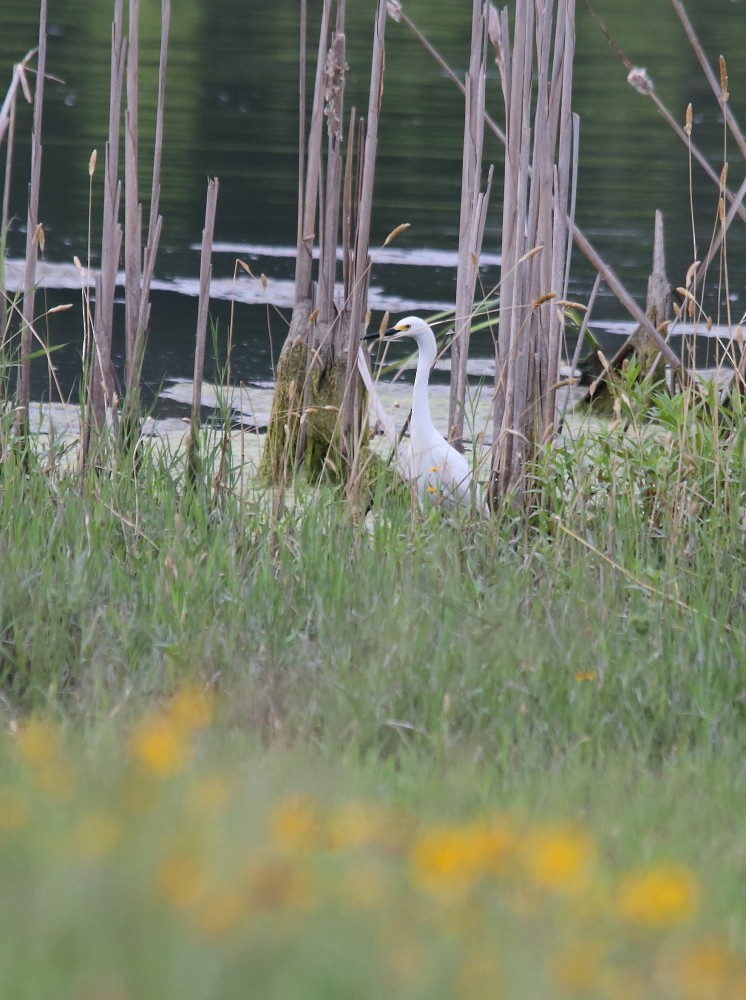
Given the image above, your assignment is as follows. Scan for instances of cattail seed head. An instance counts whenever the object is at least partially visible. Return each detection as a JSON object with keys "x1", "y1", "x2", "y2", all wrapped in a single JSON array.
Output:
[
  {"x1": 627, "y1": 67, "x2": 653, "y2": 96},
  {"x1": 719, "y1": 55, "x2": 729, "y2": 102},
  {"x1": 383, "y1": 223, "x2": 410, "y2": 246},
  {"x1": 386, "y1": 0, "x2": 401, "y2": 22}
]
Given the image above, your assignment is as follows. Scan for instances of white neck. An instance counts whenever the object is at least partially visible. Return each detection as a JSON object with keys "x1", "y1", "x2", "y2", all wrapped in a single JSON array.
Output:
[{"x1": 411, "y1": 328, "x2": 437, "y2": 435}]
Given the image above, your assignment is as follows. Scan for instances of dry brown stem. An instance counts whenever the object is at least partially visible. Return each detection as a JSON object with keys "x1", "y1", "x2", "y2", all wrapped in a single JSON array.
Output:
[{"x1": 14, "y1": 4, "x2": 47, "y2": 443}]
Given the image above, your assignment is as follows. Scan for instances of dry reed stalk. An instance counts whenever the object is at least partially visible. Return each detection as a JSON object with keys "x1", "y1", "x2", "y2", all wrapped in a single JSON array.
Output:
[
  {"x1": 14, "y1": 1, "x2": 47, "y2": 443},
  {"x1": 449, "y1": 0, "x2": 492, "y2": 449},
  {"x1": 294, "y1": 0, "x2": 334, "y2": 465},
  {"x1": 123, "y1": 0, "x2": 170, "y2": 442},
  {"x1": 186, "y1": 177, "x2": 219, "y2": 481},
  {"x1": 318, "y1": 0, "x2": 346, "y2": 329},
  {"x1": 84, "y1": 0, "x2": 125, "y2": 462},
  {"x1": 295, "y1": 0, "x2": 333, "y2": 308},
  {"x1": 340, "y1": 0, "x2": 387, "y2": 469},
  {"x1": 396, "y1": 4, "x2": 683, "y2": 373},
  {"x1": 124, "y1": 0, "x2": 142, "y2": 387},
  {"x1": 491, "y1": 0, "x2": 576, "y2": 502},
  {"x1": 263, "y1": 0, "x2": 386, "y2": 485}
]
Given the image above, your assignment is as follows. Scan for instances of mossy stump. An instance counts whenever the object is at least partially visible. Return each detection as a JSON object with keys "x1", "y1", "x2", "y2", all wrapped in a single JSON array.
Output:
[{"x1": 260, "y1": 331, "x2": 368, "y2": 485}]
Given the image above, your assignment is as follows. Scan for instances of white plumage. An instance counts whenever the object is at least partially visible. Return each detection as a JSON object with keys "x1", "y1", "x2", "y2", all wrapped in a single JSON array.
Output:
[{"x1": 366, "y1": 316, "x2": 486, "y2": 514}]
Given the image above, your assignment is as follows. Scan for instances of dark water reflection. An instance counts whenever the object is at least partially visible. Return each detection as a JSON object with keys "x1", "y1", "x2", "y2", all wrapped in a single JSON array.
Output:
[{"x1": 1, "y1": 0, "x2": 745, "y2": 399}]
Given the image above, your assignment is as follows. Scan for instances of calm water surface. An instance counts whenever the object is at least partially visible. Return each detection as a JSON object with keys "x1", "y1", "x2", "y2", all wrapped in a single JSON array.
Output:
[{"x1": 1, "y1": 0, "x2": 745, "y2": 401}]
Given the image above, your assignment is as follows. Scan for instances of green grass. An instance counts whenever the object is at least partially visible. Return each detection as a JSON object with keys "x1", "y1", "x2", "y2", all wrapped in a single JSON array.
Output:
[{"x1": 0, "y1": 383, "x2": 745, "y2": 998}]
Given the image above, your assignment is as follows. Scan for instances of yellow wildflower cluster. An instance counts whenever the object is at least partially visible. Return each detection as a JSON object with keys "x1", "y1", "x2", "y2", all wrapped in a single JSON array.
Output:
[
  {"x1": 1, "y1": 706, "x2": 744, "y2": 1000},
  {"x1": 128, "y1": 685, "x2": 215, "y2": 777},
  {"x1": 410, "y1": 818, "x2": 516, "y2": 898},
  {"x1": 617, "y1": 864, "x2": 699, "y2": 928}
]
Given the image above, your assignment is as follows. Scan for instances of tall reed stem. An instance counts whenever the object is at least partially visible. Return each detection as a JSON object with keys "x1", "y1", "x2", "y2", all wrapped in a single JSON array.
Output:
[
  {"x1": 14, "y1": 2, "x2": 47, "y2": 443},
  {"x1": 449, "y1": 0, "x2": 491, "y2": 449},
  {"x1": 187, "y1": 177, "x2": 219, "y2": 483}
]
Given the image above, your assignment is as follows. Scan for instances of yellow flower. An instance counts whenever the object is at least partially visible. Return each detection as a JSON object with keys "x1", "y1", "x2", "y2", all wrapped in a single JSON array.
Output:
[
  {"x1": 128, "y1": 687, "x2": 214, "y2": 778},
  {"x1": 410, "y1": 819, "x2": 516, "y2": 897},
  {"x1": 574, "y1": 670, "x2": 597, "y2": 682},
  {"x1": 522, "y1": 824, "x2": 596, "y2": 894},
  {"x1": 617, "y1": 864, "x2": 698, "y2": 928},
  {"x1": 168, "y1": 685, "x2": 215, "y2": 735},
  {"x1": 271, "y1": 794, "x2": 322, "y2": 856},
  {"x1": 15, "y1": 718, "x2": 61, "y2": 767},
  {"x1": 129, "y1": 712, "x2": 188, "y2": 777}
]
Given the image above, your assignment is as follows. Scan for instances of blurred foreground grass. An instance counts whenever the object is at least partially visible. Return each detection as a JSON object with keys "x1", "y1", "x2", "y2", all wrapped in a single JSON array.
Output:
[
  {"x1": 2, "y1": 691, "x2": 746, "y2": 1000},
  {"x1": 1, "y1": 384, "x2": 745, "y2": 997}
]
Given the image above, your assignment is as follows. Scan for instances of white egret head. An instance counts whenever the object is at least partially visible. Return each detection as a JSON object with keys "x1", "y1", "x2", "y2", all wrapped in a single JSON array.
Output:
[{"x1": 364, "y1": 315, "x2": 436, "y2": 348}]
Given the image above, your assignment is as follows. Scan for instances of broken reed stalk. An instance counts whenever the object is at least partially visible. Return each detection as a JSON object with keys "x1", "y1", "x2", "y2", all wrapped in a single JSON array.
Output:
[
  {"x1": 0, "y1": 49, "x2": 35, "y2": 145},
  {"x1": 583, "y1": 210, "x2": 671, "y2": 407},
  {"x1": 14, "y1": 1, "x2": 47, "y2": 443},
  {"x1": 1, "y1": 48, "x2": 37, "y2": 234},
  {"x1": 449, "y1": 0, "x2": 492, "y2": 450},
  {"x1": 186, "y1": 177, "x2": 219, "y2": 483},
  {"x1": 2, "y1": 77, "x2": 18, "y2": 238},
  {"x1": 491, "y1": 0, "x2": 576, "y2": 503},
  {"x1": 84, "y1": 0, "x2": 125, "y2": 464}
]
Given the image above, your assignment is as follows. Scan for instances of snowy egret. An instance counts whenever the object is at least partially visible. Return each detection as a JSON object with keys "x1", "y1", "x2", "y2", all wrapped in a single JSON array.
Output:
[{"x1": 365, "y1": 316, "x2": 486, "y2": 513}]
